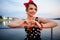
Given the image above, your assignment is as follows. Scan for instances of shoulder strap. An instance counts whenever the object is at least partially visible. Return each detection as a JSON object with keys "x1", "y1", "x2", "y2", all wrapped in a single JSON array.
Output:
[{"x1": 35, "y1": 17, "x2": 38, "y2": 21}]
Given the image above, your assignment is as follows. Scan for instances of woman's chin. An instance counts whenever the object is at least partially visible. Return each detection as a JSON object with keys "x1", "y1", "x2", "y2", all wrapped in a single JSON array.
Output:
[{"x1": 30, "y1": 15, "x2": 34, "y2": 17}]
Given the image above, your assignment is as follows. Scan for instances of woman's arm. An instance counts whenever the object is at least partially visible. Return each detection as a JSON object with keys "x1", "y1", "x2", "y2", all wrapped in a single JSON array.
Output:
[
  {"x1": 38, "y1": 17, "x2": 58, "y2": 28},
  {"x1": 8, "y1": 18, "x2": 23, "y2": 28},
  {"x1": 8, "y1": 21, "x2": 21, "y2": 28},
  {"x1": 8, "y1": 19, "x2": 28, "y2": 28}
]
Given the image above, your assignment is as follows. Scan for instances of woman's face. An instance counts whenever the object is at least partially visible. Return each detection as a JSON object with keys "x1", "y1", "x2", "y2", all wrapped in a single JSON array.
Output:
[{"x1": 26, "y1": 4, "x2": 37, "y2": 17}]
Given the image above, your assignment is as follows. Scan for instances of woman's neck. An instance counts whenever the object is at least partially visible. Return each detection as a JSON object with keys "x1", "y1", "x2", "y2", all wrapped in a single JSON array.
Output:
[{"x1": 27, "y1": 15, "x2": 35, "y2": 20}]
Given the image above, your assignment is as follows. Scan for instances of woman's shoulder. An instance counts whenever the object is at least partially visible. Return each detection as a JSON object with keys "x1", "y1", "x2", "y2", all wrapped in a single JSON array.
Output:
[
  {"x1": 36, "y1": 17, "x2": 46, "y2": 22},
  {"x1": 36, "y1": 17, "x2": 44, "y2": 20}
]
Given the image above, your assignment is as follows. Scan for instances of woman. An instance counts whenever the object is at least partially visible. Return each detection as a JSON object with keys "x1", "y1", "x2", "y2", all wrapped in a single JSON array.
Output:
[
  {"x1": 8, "y1": 0, "x2": 57, "y2": 40},
  {"x1": 23, "y1": 0, "x2": 57, "y2": 40},
  {"x1": 9, "y1": 0, "x2": 57, "y2": 40}
]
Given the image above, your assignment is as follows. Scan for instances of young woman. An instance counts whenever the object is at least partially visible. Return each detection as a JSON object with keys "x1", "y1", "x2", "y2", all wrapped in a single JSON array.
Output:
[{"x1": 8, "y1": 0, "x2": 57, "y2": 40}]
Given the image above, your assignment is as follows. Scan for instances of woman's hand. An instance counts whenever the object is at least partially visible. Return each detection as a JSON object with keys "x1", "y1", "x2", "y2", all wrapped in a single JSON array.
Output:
[
  {"x1": 24, "y1": 20, "x2": 41, "y2": 29},
  {"x1": 21, "y1": 20, "x2": 42, "y2": 29},
  {"x1": 30, "y1": 20, "x2": 42, "y2": 28}
]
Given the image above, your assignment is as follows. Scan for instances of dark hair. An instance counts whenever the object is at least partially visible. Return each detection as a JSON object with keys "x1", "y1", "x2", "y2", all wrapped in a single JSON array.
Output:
[{"x1": 26, "y1": 2, "x2": 37, "y2": 11}]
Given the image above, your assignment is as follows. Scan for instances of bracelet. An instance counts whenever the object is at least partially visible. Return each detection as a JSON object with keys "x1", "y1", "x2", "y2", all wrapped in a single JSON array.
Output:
[{"x1": 40, "y1": 23, "x2": 43, "y2": 30}]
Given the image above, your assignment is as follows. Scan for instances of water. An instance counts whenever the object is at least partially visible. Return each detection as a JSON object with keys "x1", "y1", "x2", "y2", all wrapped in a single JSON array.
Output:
[{"x1": 0, "y1": 20, "x2": 60, "y2": 40}]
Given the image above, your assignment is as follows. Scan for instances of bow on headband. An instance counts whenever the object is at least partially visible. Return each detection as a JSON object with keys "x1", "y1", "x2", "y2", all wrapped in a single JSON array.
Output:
[{"x1": 24, "y1": 0, "x2": 34, "y2": 7}]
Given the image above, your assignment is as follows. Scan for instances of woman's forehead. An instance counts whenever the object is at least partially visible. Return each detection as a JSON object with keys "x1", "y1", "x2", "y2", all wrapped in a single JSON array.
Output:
[{"x1": 28, "y1": 4, "x2": 37, "y2": 8}]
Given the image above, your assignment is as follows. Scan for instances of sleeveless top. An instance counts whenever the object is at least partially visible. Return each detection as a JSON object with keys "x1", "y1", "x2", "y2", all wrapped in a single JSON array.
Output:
[{"x1": 24, "y1": 17, "x2": 41, "y2": 40}]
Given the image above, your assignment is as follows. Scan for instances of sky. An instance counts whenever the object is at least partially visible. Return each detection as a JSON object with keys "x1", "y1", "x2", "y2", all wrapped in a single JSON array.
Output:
[{"x1": 0, "y1": 0, "x2": 60, "y2": 19}]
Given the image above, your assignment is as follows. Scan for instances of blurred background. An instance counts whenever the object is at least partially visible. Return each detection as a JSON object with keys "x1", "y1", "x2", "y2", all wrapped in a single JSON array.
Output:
[{"x1": 0, "y1": 0, "x2": 60, "y2": 40}]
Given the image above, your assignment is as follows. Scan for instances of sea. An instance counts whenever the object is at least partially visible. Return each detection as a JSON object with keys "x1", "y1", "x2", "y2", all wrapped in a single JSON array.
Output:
[{"x1": 0, "y1": 20, "x2": 60, "y2": 40}]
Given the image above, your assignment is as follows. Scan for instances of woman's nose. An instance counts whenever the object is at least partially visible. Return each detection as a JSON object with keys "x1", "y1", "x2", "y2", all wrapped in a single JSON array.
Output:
[
  {"x1": 33, "y1": 10, "x2": 36, "y2": 12},
  {"x1": 32, "y1": 9, "x2": 36, "y2": 13}
]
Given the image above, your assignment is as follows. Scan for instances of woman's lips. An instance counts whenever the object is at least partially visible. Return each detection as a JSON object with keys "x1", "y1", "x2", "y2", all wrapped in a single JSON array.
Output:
[{"x1": 30, "y1": 12, "x2": 35, "y2": 14}]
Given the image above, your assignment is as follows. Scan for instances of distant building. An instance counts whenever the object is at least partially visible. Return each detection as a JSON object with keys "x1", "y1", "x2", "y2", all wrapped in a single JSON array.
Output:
[
  {"x1": 0, "y1": 16, "x2": 3, "y2": 19},
  {"x1": 0, "y1": 16, "x2": 13, "y2": 26},
  {"x1": 0, "y1": 16, "x2": 12, "y2": 20}
]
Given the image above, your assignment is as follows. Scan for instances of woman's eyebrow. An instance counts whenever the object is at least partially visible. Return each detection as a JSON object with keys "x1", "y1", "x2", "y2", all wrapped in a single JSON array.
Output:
[{"x1": 29, "y1": 8, "x2": 33, "y2": 9}]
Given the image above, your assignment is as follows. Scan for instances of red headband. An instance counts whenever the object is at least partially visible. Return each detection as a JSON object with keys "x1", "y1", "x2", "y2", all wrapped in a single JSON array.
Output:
[{"x1": 24, "y1": 0, "x2": 34, "y2": 7}]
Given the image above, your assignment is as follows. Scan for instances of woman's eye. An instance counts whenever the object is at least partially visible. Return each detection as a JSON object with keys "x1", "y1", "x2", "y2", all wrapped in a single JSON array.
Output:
[
  {"x1": 29, "y1": 8, "x2": 37, "y2": 11},
  {"x1": 35, "y1": 9, "x2": 37, "y2": 11}
]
